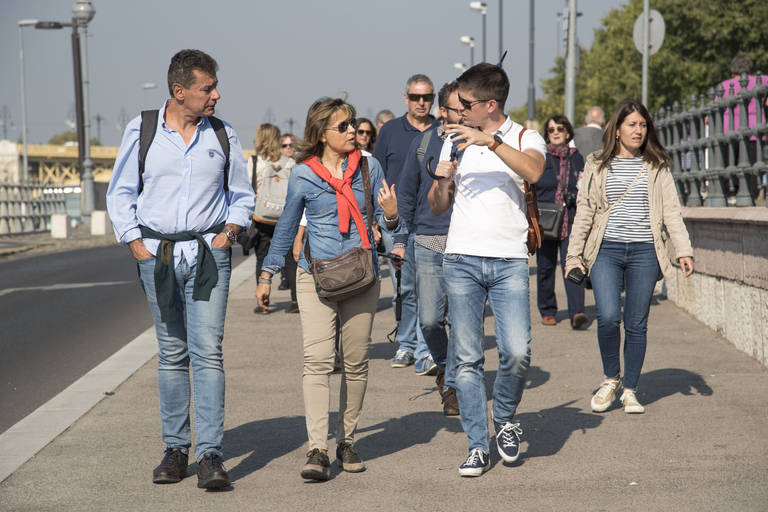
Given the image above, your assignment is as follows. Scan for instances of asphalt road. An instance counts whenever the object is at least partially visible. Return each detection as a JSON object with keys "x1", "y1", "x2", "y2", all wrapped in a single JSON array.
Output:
[{"x1": 0, "y1": 244, "x2": 249, "y2": 434}]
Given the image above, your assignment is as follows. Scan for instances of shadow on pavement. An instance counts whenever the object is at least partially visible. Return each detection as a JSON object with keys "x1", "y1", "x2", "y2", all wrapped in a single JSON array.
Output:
[
  {"x1": 636, "y1": 368, "x2": 713, "y2": 406},
  {"x1": 518, "y1": 400, "x2": 603, "y2": 459}
]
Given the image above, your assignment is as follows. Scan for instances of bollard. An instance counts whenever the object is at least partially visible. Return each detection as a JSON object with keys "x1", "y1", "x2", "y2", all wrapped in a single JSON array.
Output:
[
  {"x1": 90, "y1": 210, "x2": 111, "y2": 236},
  {"x1": 51, "y1": 213, "x2": 71, "y2": 239}
]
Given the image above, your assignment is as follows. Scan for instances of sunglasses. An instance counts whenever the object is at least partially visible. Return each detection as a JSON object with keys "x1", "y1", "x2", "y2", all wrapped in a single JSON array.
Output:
[
  {"x1": 547, "y1": 126, "x2": 566, "y2": 134},
  {"x1": 357, "y1": 129, "x2": 372, "y2": 136},
  {"x1": 281, "y1": 144, "x2": 293, "y2": 148},
  {"x1": 325, "y1": 118, "x2": 357, "y2": 133},
  {"x1": 407, "y1": 93, "x2": 435, "y2": 103},
  {"x1": 457, "y1": 93, "x2": 490, "y2": 110},
  {"x1": 444, "y1": 106, "x2": 460, "y2": 114}
]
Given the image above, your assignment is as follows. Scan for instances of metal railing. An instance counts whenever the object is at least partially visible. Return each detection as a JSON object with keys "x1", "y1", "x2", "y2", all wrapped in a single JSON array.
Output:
[
  {"x1": 654, "y1": 72, "x2": 768, "y2": 206},
  {"x1": 0, "y1": 181, "x2": 68, "y2": 234}
]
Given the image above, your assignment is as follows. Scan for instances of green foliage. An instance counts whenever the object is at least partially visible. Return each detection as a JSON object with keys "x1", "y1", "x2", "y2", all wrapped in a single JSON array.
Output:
[
  {"x1": 47, "y1": 130, "x2": 101, "y2": 146},
  {"x1": 510, "y1": 0, "x2": 768, "y2": 128}
]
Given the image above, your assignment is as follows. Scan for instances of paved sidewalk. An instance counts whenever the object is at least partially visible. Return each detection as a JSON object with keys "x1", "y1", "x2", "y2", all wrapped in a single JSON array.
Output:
[{"x1": 0, "y1": 256, "x2": 766, "y2": 511}]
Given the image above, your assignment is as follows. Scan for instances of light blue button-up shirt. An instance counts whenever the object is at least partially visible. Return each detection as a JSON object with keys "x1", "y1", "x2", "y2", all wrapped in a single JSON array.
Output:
[{"x1": 106, "y1": 101, "x2": 255, "y2": 268}]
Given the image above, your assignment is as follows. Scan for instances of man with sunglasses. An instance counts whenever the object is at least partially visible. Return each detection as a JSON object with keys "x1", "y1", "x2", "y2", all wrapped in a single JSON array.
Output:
[
  {"x1": 373, "y1": 75, "x2": 439, "y2": 372},
  {"x1": 395, "y1": 81, "x2": 463, "y2": 415},
  {"x1": 428, "y1": 63, "x2": 546, "y2": 477}
]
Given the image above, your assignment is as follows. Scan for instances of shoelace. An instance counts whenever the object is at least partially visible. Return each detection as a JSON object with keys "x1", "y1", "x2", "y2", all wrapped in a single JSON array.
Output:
[
  {"x1": 162, "y1": 448, "x2": 184, "y2": 465},
  {"x1": 394, "y1": 350, "x2": 408, "y2": 360},
  {"x1": 464, "y1": 448, "x2": 487, "y2": 466},
  {"x1": 595, "y1": 380, "x2": 619, "y2": 399},
  {"x1": 202, "y1": 453, "x2": 226, "y2": 470},
  {"x1": 497, "y1": 422, "x2": 523, "y2": 448}
]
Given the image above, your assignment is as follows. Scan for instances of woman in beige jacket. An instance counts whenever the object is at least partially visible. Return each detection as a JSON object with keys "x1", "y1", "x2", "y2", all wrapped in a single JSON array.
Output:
[{"x1": 565, "y1": 100, "x2": 694, "y2": 415}]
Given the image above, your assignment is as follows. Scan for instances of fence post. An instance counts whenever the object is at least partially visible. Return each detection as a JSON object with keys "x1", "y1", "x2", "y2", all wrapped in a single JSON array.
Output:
[{"x1": 706, "y1": 85, "x2": 729, "y2": 206}]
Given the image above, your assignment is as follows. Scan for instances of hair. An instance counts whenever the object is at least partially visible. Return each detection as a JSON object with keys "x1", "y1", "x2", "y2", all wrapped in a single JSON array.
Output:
[
  {"x1": 255, "y1": 123, "x2": 282, "y2": 162},
  {"x1": 167, "y1": 49, "x2": 218, "y2": 96},
  {"x1": 375, "y1": 109, "x2": 395, "y2": 125},
  {"x1": 544, "y1": 114, "x2": 575, "y2": 144},
  {"x1": 457, "y1": 63, "x2": 510, "y2": 110},
  {"x1": 437, "y1": 81, "x2": 459, "y2": 109},
  {"x1": 295, "y1": 97, "x2": 356, "y2": 163},
  {"x1": 730, "y1": 55, "x2": 753, "y2": 75},
  {"x1": 355, "y1": 117, "x2": 377, "y2": 151},
  {"x1": 282, "y1": 133, "x2": 295, "y2": 143},
  {"x1": 597, "y1": 100, "x2": 670, "y2": 172},
  {"x1": 585, "y1": 106, "x2": 605, "y2": 125},
  {"x1": 405, "y1": 74, "x2": 434, "y2": 94}
]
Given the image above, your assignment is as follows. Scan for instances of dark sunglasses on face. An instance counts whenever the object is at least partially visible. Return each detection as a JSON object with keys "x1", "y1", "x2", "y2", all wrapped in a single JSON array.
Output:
[
  {"x1": 281, "y1": 144, "x2": 293, "y2": 148},
  {"x1": 325, "y1": 118, "x2": 357, "y2": 133},
  {"x1": 357, "y1": 129, "x2": 372, "y2": 136},
  {"x1": 444, "y1": 106, "x2": 460, "y2": 114},
  {"x1": 547, "y1": 126, "x2": 566, "y2": 134},
  {"x1": 407, "y1": 93, "x2": 435, "y2": 103},
  {"x1": 457, "y1": 93, "x2": 489, "y2": 110}
]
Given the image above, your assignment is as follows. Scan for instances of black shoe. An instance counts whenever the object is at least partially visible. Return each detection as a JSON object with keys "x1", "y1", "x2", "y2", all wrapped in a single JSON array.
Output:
[
  {"x1": 285, "y1": 301, "x2": 299, "y2": 314},
  {"x1": 253, "y1": 306, "x2": 269, "y2": 315},
  {"x1": 197, "y1": 452, "x2": 230, "y2": 489},
  {"x1": 336, "y1": 442, "x2": 365, "y2": 473},
  {"x1": 152, "y1": 447, "x2": 188, "y2": 484},
  {"x1": 300, "y1": 449, "x2": 330, "y2": 481},
  {"x1": 278, "y1": 278, "x2": 289, "y2": 291}
]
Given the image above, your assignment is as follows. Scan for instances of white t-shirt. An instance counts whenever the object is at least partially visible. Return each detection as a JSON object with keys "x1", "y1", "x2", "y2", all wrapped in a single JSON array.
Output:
[{"x1": 441, "y1": 117, "x2": 546, "y2": 259}]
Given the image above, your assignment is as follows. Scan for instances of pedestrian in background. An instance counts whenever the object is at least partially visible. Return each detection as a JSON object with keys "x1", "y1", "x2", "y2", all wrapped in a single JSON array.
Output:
[{"x1": 355, "y1": 117, "x2": 376, "y2": 154}]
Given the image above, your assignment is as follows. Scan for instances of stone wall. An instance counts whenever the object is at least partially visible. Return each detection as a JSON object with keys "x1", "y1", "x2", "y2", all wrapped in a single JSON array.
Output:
[{"x1": 661, "y1": 207, "x2": 768, "y2": 366}]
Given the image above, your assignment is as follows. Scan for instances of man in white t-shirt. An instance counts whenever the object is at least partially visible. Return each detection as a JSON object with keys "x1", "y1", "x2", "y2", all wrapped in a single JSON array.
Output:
[{"x1": 428, "y1": 63, "x2": 546, "y2": 477}]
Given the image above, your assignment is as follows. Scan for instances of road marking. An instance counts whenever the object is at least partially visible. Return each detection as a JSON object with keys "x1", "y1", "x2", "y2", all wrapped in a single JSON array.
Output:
[{"x1": 0, "y1": 281, "x2": 133, "y2": 297}]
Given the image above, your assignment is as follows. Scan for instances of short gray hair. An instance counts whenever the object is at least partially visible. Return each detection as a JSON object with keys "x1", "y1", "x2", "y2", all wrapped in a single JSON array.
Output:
[
  {"x1": 375, "y1": 109, "x2": 395, "y2": 125},
  {"x1": 405, "y1": 74, "x2": 434, "y2": 94}
]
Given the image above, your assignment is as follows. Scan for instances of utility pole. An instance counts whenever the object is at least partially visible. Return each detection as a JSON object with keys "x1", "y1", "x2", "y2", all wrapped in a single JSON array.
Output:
[
  {"x1": 116, "y1": 107, "x2": 128, "y2": 134},
  {"x1": 93, "y1": 113, "x2": 105, "y2": 143},
  {"x1": 286, "y1": 117, "x2": 298, "y2": 134},
  {"x1": 564, "y1": 0, "x2": 578, "y2": 123},
  {"x1": 527, "y1": 0, "x2": 535, "y2": 122},
  {"x1": 0, "y1": 105, "x2": 12, "y2": 140}
]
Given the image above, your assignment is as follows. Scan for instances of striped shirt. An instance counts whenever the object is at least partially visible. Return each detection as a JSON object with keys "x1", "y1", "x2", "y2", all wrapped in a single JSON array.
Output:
[{"x1": 603, "y1": 156, "x2": 653, "y2": 243}]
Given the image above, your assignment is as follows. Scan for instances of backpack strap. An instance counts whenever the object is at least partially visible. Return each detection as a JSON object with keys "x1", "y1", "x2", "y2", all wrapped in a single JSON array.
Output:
[
  {"x1": 416, "y1": 129, "x2": 433, "y2": 168},
  {"x1": 207, "y1": 115, "x2": 230, "y2": 192},
  {"x1": 138, "y1": 110, "x2": 159, "y2": 194}
]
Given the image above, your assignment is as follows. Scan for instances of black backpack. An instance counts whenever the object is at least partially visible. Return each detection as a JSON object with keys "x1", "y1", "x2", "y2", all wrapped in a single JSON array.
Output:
[{"x1": 138, "y1": 109, "x2": 230, "y2": 193}]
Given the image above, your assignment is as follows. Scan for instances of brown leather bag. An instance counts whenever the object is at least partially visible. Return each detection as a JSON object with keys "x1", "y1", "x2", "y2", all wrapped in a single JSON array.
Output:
[
  {"x1": 519, "y1": 129, "x2": 542, "y2": 255},
  {"x1": 304, "y1": 158, "x2": 377, "y2": 302}
]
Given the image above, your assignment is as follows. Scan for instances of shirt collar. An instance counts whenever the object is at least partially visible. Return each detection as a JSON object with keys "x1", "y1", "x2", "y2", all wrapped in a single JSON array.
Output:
[
  {"x1": 492, "y1": 115, "x2": 513, "y2": 137},
  {"x1": 402, "y1": 113, "x2": 437, "y2": 132}
]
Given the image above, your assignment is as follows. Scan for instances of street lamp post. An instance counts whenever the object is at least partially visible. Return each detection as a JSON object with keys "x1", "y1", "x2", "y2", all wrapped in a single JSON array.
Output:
[
  {"x1": 142, "y1": 83, "x2": 157, "y2": 110},
  {"x1": 460, "y1": 36, "x2": 475, "y2": 67},
  {"x1": 469, "y1": 2, "x2": 487, "y2": 63},
  {"x1": 72, "y1": 0, "x2": 95, "y2": 226},
  {"x1": 18, "y1": 19, "x2": 38, "y2": 183}
]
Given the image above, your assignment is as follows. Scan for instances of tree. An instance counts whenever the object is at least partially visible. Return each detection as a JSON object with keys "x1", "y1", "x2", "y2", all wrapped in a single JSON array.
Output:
[
  {"x1": 510, "y1": 0, "x2": 768, "y2": 128},
  {"x1": 47, "y1": 130, "x2": 101, "y2": 146}
]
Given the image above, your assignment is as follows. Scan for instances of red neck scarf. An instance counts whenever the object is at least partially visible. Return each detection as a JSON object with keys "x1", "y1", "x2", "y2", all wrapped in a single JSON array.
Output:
[{"x1": 305, "y1": 149, "x2": 370, "y2": 249}]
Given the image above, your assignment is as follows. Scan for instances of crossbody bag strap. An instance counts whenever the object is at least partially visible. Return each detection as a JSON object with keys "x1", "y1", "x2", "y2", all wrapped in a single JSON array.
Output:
[
  {"x1": 546, "y1": 153, "x2": 568, "y2": 203},
  {"x1": 605, "y1": 163, "x2": 645, "y2": 214}
]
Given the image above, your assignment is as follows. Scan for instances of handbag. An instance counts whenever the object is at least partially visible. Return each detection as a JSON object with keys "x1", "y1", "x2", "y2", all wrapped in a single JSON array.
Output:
[
  {"x1": 538, "y1": 154, "x2": 570, "y2": 241},
  {"x1": 520, "y1": 130, "x2": 542, "y2": 255},
  {"x1": 304, "y1": 157, "x2": 377, "y2": 302}
]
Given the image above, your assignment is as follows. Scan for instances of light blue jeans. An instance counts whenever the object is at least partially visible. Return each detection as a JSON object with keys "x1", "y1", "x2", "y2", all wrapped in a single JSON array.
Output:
[
  {"x1": 137, "y1": 248, "x2": 231, "y2": 460},
  {"x1": 590, "y1": 241, "x2": 660, "y2": 391},
  {"x1": 443, "y1": 254, "x2": 531, "y2": 453},
  {"x1": 414, "y1": 243, "x2": 454, "y2": 387},
  {"x1": 381, "y1": 231, "x2": 428, "y2": 360}
]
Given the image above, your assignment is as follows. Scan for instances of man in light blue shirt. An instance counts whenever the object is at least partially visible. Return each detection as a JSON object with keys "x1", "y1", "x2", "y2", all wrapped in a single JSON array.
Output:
[{"x1": 106, "y1": 49, "x2": 254, "y2": 489}]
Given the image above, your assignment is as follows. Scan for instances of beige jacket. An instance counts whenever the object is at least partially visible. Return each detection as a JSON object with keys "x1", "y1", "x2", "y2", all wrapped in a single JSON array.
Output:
[{"x1": 565, "y1": 153, "x2": 693, "y2": 280}]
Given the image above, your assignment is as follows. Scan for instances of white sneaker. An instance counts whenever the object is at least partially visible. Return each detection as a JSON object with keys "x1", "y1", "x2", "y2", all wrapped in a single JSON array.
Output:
[
  {"x1": 591, "y1": 378, "x2": 621, "y2": 412},
  {"x1": 620, "y1": 389, "x2": 645, "y2": 414}
]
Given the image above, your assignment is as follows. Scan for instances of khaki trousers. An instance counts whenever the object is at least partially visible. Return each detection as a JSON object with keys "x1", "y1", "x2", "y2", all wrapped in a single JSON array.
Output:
[{"x1": 296, "y1": 267, "x2": 380, "y2": 450}]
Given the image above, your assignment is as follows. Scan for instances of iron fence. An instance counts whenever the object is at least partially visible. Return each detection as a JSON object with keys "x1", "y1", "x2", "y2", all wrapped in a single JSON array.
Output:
[{"x1": 0, "y1": 181, "x2": 68, "y2": 235}]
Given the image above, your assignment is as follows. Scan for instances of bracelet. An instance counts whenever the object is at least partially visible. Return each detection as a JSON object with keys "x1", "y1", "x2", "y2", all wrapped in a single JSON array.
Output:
[
  {"x1": 258, "y1": 277, "x2": 272, "y2": 285},
  {"x1": 384, "y1": 214, "x2": 399, "y2": 224}
]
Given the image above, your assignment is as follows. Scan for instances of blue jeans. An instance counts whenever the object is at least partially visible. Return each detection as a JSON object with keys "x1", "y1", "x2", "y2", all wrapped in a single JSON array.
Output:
[
  {"x1": 443, "y1": 254, "x2": 531, "y2": 453},
  {"x1": 137, "y1": 248, "x2": 231, "y2": 460},
  {"x1": 590, "y1": 242, "x2": 660, "y2": 391},
  {"x1": 414, "y1": 243, "x2": 454, "y2": 387},
  {"x1": 381, "y1": 231, "x2": 428, "y2": 360}
]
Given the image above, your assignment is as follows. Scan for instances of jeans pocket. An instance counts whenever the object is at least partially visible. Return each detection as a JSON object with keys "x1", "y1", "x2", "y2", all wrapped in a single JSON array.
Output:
[{"x1": 442, "y1": 253, "x2": 462, "y2": 263}]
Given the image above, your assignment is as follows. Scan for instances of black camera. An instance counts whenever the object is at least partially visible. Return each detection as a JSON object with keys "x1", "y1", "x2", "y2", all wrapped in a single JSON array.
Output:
[
  {"x1": 564, "y1": 190, "x2": 578, "y2": 209},
  {"x1": 566, "y1": 267, "x2": 586, "y2": 285}
]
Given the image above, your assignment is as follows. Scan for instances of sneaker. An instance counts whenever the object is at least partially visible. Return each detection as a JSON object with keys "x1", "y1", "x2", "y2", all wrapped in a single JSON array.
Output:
[
  {"x1": 335, "y1": 442, "x2": 366, "y2": 473},
  {"x1": 441, "y1": 386, "x2": 460, "y2": 416},
  {"x1": 414, "y1": 355, "x2": 438, "y2": 376},
  {"x1": 493, "y1": 419, "x2": 523, "y2": 463},
  {"x1": 391, "y1": 350, "x2": 415, "y2": 368},
  {"x1": 152, "y1": 447, "x2": 188, "y2": 484},
  {"x1": 253, "y1": 306, "x2": 269, "y2": 315},
  {"x1": 591, "y1": 378, "x2": 622, "y2": 412},
  {"x1": 542, "y1": 315, "x2": 556, "y2": 326},
  {"x1": 620, "y1": 389, "x2": 645, "y2": 414},
  {"x1": 300, "y1": 448, "x2": 330, "y2": 481},
  {"x1": 196, "y1": 452, "x2": 230, "y2": 489},
  {"x1": 459, "y1": 448, "x2": 490, "y2": 477},
  {"x1": 285, "y1": 301, "x2": 299, "y2": 314},
  {"x1": 571, "y1": 313, "x2": 589, "y2": 329}
]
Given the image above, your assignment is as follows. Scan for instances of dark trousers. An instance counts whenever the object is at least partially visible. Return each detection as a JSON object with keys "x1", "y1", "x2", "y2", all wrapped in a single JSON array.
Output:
[
  {"x1": 536, "y1": 234, "x2": 585, "y2": 320},
  {"x1": 253, "y1": 221, "x2": 297, "y2": 302}
]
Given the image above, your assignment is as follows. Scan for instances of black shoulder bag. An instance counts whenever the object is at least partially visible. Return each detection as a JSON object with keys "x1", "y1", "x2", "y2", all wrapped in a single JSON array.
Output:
[{"x1": 538, "y1": 154, "x2": 569, "y2": 241}]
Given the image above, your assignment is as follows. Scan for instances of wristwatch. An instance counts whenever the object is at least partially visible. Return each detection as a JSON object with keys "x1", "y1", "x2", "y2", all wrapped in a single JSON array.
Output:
[
  {"x1": 489, "y1": 134, "x2": 503, "y2": 152},
  {"x1": 222, "y1": 229, "x2": 237, "y2": 244}
]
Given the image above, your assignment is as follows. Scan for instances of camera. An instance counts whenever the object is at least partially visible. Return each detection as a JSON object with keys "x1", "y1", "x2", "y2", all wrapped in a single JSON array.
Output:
[
  {"x1": 564, "y1": 190, "x2": 578, "y2": 209},
  {"x1": 566, "y1": 267, "x2": 586, "y2": 285}
]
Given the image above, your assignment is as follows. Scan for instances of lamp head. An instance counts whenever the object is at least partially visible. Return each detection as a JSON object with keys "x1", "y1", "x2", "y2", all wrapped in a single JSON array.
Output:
[
  {"x1": 460, "y1": 36, "x2": 475, "y2": 47},
  {"x1": 72, "y1": 0, "x2": 95, "y2": 25},
  {"x1": 469, "y1": 2, "x2": 487, "y2": 14}
]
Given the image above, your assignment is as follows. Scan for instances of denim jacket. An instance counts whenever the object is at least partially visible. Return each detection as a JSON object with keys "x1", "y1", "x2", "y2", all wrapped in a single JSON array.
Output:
[{"x1": 262, "y1": 155, "x2": 407, "y2": 276}]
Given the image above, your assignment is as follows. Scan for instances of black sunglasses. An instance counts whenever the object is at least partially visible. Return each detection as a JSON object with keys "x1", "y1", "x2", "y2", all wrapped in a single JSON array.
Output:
[
  {"x1": 407, "y1": 93, "x2": 435, "y2": 103},
  {"x1": 281, "y1": 143, "x2": 293, "y2": 148},
  {"x1": 444, "y1": 106, "x2": 460, "y2": 114},
  {"x1": 325, "y1": 118, "x2": 357, "y2": 133},
  {"x1": 457, "y1": 93, "x2": 490, "y2": 110},
  {"x1": 357, "y1": 129, "x2": 372, "y2": 135}
]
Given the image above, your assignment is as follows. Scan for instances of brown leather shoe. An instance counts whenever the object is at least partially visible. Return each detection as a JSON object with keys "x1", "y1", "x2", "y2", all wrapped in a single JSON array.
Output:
[
  {"x1": 197, "y1": 452, "x2": 230, "y2": 489},
  {"x1": 442, "y1": 386, "x2": 460, "y2": 416},
  {"x1": 152, "y1": 448, "x2": 188, "y2": 484},
  {"x1": 542, "y1": 315, "x2": 556, "y2": 326},
  {"x1": 435, "y1": 368, "x2": 446, "y2": 398},
  {"x1": 571, "y1": 313, "x2": 589, "y2": 330}
]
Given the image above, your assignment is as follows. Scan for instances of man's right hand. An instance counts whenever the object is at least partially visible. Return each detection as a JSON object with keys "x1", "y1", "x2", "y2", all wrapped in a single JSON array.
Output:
[
  {"x1": 129, "y1": 239, "x2": 153, "y2": 260},
  {"x1": 434, "y1": 160, "x2": 457, "y2": 183}
]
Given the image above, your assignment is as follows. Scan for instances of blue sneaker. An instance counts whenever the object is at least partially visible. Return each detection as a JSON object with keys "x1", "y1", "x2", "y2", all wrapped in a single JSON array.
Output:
[
  {"x1": 391, "y1": 350, "x2": 415, "y2": 368},
  {"x1": 493, "y1": 419, "x2": 523, "y2": 463},
  {"x1": 459, "y1": 448, "x2": 489, "y2": 477},
  {"x1": 414, "y1": 355, "x2": 437, "y2": 376}
]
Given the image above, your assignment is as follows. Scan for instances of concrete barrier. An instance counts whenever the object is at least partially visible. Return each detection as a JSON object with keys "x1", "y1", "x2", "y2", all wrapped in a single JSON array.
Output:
[
  {"x1": 50, "y1": 214, "x2": 71, "y2": 239},
  {"x1": 90, "y1": 210, "x2": 111, "y2": 236}
]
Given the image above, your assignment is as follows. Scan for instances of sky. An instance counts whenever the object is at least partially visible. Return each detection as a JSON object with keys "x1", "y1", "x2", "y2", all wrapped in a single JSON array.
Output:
[{"x1": 0, "y1": 0, "x2": 629, "y2": 148}]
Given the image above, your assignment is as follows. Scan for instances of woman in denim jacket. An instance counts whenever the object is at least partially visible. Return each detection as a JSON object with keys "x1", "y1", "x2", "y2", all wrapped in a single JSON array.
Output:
[{"x1": 256, "y1": 97, "x2": 406, "y2": 481}]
